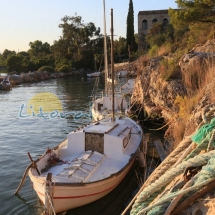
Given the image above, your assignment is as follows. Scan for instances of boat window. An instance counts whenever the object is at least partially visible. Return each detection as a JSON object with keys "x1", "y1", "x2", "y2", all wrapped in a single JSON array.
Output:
[{"x1": 85, "y1": 133, "x2": 104, "y2": 154}]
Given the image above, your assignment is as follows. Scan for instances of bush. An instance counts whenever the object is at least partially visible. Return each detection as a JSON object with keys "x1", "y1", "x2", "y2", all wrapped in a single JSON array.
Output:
[
  {"x1": 148, "y1": 45, "x2": 159, "y2": 58},
  {"x1": 38, "y1": 66, "x2": 55, "y2": 73},
  {"x1": 174, "y1": 95, "x2": 198, "y2": 119},
  {"x1": 57, "y1": 65, "x2": 71, "y2": 73},
  {"x1": 159, "y1": 58, "x2": 181, "y2": 81}
]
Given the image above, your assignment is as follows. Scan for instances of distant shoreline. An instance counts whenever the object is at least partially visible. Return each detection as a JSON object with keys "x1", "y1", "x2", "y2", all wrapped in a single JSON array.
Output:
[{"x1": 0, "y1": 69, "x2": 83, "y2": 86}]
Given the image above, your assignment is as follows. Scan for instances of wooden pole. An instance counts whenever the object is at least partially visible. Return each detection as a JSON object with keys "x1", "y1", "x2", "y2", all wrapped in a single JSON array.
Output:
[
  {"x1": 14, "y1": 163, "x2": 32, "y2": 195},
  {"x1": 110, "y1": 8, "x2": 115, "y2": 122},
  {"x1": 27, "y1": 152, "x2": 40, "y2": 175},
  {"x1": 103, "y1": 0, "x2": 108, "y2": 94}
]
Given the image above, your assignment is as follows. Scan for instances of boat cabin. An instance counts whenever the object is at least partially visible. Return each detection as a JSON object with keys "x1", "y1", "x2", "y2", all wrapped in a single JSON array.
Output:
[
  {"x1": 59, "y1": 120, "x2": 133, "y2": 162},
  {"x1": 93, "y1": 95, "x2": 128, "y2": 112}
]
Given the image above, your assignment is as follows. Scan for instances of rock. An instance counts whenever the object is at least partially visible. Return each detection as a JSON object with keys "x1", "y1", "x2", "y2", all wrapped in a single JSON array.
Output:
[
  {"x1": 9, "y1": 75, "x2": 24, "y2": 85},
  {"x1": 20, "y1": 73, "x2": 34, "y2": 82},
  {"x1": 114, "y1": 60, "x2": 138, "y2": 77},
  {"x1": 35, "y1": 71, "x2": 45, "y2": 81}
]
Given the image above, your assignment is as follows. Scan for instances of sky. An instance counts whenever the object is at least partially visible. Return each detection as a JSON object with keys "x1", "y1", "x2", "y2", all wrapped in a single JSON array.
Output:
[{"x1": 0, "y1": 0, "x2": 178, "y2": 53}]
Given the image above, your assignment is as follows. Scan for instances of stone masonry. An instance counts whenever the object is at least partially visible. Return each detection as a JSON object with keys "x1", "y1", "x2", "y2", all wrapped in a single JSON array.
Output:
[{"x1": 138, "y1": 10, "x2": 170, "y2": 51}]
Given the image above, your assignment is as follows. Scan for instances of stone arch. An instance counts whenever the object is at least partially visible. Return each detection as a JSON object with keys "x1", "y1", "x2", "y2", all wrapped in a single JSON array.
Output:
[
  {"x1": 163, "y1": 18, "x2": 168, "y2": 26},
  {"x1": 142, "y1": 19, "x2": 148, "y2": 30},
  {"x1": 152, "y1": 19, "x2": 158, "y2": 24}
]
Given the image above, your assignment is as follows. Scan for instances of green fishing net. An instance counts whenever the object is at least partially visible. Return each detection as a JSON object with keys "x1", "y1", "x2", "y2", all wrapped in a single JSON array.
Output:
[{"x1": 191, "y1": 118, "x2": 215, "y2": 144}]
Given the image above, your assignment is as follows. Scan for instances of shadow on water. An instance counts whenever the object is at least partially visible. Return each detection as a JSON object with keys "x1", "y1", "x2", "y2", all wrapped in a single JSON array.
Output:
[{"x1": 0, "y1": 75, "x2": 139, "y2": 215}]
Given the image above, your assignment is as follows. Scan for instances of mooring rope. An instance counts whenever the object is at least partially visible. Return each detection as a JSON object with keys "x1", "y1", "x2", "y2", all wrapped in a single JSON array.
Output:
[
  {"x1": 121, "y1": 135, "x2": 193, "y2": 215},
  {"x1": 207, "y1": 129, "x2": 215, "y2": 151},
  {"x1": 144, "y1": 136, "x2": 192, "y2": 187},
  {"x1": 136, "y1": 177, "x2": 214, "y2": 215},
  {"x1": 136, "y1": 153, "x2": 215, "y2": 215},
  {"x1": 130, "y1": 150, "x2": 215, "y2": 214},
  {"x1": 171, "y1": 179, "x2": 215, "y2": 215},
  {"x1": 45, "y1": 181, "x2": 56, "y2": 215},
  {"x1": 130, "y1": 117, "x2": 215, "y2": 215}
]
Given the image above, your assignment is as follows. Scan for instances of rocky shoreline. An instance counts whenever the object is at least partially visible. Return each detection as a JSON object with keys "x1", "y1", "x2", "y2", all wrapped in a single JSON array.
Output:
[
  {"x1": 0, "y1": 69, "x2": 83, "y2": 86},
  {"x1": 128, "y1": 39, "x2": 215, "y2": 215},
  {"x1": 0, "y1": 62, "x2": 138, "y2": 87}
]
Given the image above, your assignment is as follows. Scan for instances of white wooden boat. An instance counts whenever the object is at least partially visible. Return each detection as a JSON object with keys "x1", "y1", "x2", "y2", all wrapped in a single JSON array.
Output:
[
  {"x1": 87, "y1": 72, "x2": 101, "y2": 78},
  {"x1": 92, "y1": 94, "x2": 128, "y2": 121},
  {"x1": 91, "y1": 2, "x2": 127, "y2": 121},
  {"x1": 27, "y1": 8, "x2": 143, "y2": 214},
  {"x1": 28, "y1": 116, "x2": 143, "y2": 213}
]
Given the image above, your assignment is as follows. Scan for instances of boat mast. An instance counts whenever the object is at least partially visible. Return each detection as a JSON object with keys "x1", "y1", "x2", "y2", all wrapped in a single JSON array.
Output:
[
  {"x1": 110, "y1": 8, "x2": 115, "y2": 122},
  {"x1": 103, "y1": 0, "x2": 108, "y2": 94}
]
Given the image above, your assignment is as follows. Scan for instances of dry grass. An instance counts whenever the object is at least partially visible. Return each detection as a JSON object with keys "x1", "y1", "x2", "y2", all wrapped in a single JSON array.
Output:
[
  {"x1": 157, "y1": 44, "x2": 172, "y2": 56},
  {"x1": 139, "y1": 55, "x2": 150, "y2": 67},
  {"x1": 159, "y1": 58, "x2": 181, "y2": 81},
  {"x1": 136, "y1": 55, "x2": 150, "y2": 75},
  {"x1": 182, "y1": 55, "x2": 215, "y2": 97},
  {"x1": 173, "y1": 54, "x2": 215, "y2": 143},
  {"x1": 182, "y1": 57, "x2": 208, "y2": 95},
  {"x1": 174, "y1": 95, "x2": 198, "y2": 119},
  {"x1": 173, "y1": 118, "x2": 186, "y2": 148}
]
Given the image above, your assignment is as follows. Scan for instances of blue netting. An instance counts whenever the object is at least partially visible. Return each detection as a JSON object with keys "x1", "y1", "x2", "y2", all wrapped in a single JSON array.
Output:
[{"x1": 191, "y1": 118, "x2": 215, "y2": 144}]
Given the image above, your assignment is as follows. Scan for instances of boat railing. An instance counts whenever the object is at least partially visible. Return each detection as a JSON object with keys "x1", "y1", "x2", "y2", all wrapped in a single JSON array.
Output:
[{"x1": 91, "y1": 90, "x2": 124, "y2": 100}]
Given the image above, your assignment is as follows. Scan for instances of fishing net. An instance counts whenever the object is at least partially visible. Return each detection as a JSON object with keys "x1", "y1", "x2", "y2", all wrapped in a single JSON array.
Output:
[{"x1": 191, "y1": 118, "x2": 215, "y2": 144}]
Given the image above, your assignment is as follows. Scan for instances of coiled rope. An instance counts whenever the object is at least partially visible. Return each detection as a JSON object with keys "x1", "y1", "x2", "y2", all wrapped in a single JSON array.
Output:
[
  {"x1": 137, "y1": 153, "x2": 215, "y2": 215},
  {"x1": 130, "y1": 117, "x2": 215, "y2": 215},
  {"x1": 130, "y1": 150, "x2": 215, "y2": 214},
  {"x1": 121, "y1": 135, "x2": 193, "y2": 215}
]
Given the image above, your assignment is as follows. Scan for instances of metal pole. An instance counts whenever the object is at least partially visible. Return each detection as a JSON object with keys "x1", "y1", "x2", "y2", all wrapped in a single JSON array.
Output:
[{"x1": 110, "y1": 8, "x2": 115, "y2": 122}]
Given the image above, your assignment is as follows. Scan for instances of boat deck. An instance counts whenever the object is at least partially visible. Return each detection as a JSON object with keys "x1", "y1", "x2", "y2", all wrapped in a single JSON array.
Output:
[{"x1": 40, "y1": 150, "x2": 125, "y2": 183}]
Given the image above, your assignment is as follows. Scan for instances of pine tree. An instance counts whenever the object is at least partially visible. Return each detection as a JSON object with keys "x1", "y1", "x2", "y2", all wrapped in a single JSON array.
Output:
[
  {"x1": 169, "y1": 0, "x2": 215, "y2": 29},
  {"x1": 126, "y1": 0, "x2": 137, "y2": 57}
]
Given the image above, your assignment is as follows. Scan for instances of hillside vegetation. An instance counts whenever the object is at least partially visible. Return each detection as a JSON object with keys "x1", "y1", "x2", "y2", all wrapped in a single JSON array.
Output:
[{"x1": 135, "y1": 0, "x2": 215, "y2": 143}]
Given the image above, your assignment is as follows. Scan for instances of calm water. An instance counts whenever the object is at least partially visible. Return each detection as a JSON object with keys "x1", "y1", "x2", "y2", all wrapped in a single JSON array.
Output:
[{"x1": 0, "y1": 76, "x2": 139, "y2": 215}]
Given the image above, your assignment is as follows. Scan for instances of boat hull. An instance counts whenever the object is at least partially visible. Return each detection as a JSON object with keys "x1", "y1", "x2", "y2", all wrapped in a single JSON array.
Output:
[{"x1": 29, "y1": 156, "x2": 135, "y2": 213}]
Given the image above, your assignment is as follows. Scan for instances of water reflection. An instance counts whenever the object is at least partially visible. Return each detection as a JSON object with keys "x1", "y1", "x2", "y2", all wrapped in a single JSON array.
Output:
[{"x1": 0, "y1": 75, "x2": 134, "y2": 215}]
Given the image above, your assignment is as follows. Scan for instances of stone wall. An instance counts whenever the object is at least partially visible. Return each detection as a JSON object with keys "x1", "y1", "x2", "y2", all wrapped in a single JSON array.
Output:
[{"x1": 138, "y1": 10, "x2": 170, "y2": 51}]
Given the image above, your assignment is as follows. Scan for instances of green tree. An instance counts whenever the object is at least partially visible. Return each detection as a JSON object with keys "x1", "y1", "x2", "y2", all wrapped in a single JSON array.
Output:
[
  {"x1": 146, "y1": 23, "x2": 175, "y2": 48},
  {"x1": 6, "y1": 54, "x2": 24, "y2": 73},
  {"x1": 114, "y1": 37, "x2": 127, "y2": 62},
  {"x1": 53, "y1": 15, "x2": 100, "y2": 69},
  {"x1": 0, "y1": 49, "x2": 16, "y2": 64},
  {"x1": 28, "y1": 40, "x2": 54, "y2": 70},
  {"x1": 169, "y1": 0, "x2": 215, "y2": 29},
  {"x1": 126, "y1": 0, "x2": 137, "y2": 56},
  {"x1": 28, "y1": 40, "x2": 51, "y2": 56}
]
